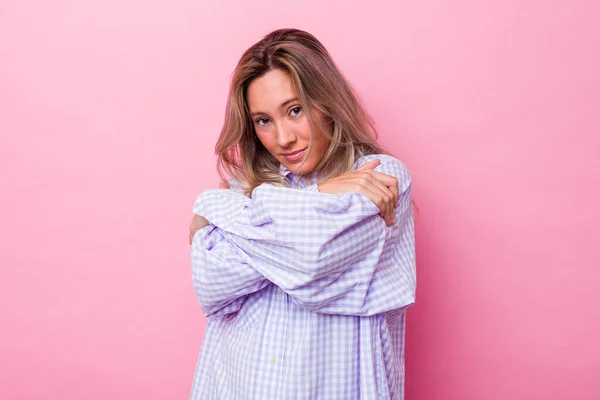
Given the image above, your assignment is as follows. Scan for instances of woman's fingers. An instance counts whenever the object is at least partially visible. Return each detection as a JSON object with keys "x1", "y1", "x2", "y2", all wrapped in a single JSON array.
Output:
[
  {"x1": 356, "y1": 170, "x2": 398, "y2": 224},
  {"x1": 363, "y1": 170, "x2": 399, "y2": 207},
  {"x1": 370, "y1": 171, "x2": 398, "y2": 199},
  {"x1": 355, "y1": 160, "x2": 399, "y2": 207},
  {"x1": 317, "y1": 161, "x2": 399, "y2": 226},
  {"x1": 189, "y1": 215, "x2": 210, "y2": 245},
  {"x1": 354, "y1": 177, "x2": 395, "y2": 226},
  {"x1": 362, "y1": 174, "x2": 395, "y2": 224},
  {"x1": 189, "y1": 217, "x2": 197, "y2": 245},
  {"x1": 356, "y1": 159, "x2": 381, "y2": 171}
]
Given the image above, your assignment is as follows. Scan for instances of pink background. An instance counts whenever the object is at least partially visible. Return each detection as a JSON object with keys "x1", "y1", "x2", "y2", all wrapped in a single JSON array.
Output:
[{"x1": 1, "y1": 1, "x2": 599, "y2": 399}]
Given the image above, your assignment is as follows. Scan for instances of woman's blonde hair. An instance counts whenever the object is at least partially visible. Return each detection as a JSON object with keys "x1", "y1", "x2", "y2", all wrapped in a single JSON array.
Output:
[{"x1": 215, "y1": 28, "x2": 389, "y2": 196}]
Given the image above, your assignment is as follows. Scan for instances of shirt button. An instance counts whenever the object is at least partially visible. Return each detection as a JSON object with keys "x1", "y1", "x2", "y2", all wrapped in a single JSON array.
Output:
[
  {"x1": 277, "y1": 291, "x2": 284, "y2": 299},
  {"x1": 270, "y1": 355, "x2": 277, "y2": 364}
]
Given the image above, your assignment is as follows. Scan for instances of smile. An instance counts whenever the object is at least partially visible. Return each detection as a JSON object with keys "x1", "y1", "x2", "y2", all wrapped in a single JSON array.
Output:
[{"x1": 283, "y1": 148, "x2": 307, "y2": 162}]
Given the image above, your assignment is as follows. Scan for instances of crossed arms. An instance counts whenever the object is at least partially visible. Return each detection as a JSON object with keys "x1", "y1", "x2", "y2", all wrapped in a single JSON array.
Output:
[{"x1": 190, "y1": 155, "x2": 416, "y2": 318}]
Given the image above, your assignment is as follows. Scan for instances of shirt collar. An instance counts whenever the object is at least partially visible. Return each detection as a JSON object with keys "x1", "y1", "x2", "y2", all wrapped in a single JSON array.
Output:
[
  {"x1": 279, "y1": 163, "x2": 321, "y2": 188},
  {"x1": 279, "y1": 163, "x2": 293, "y2": 178}
]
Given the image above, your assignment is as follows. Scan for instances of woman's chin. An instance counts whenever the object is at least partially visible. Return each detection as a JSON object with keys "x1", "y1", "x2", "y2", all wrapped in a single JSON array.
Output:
[{"x1": 288, "y1": 163, "x2": 316, "y2": 176}]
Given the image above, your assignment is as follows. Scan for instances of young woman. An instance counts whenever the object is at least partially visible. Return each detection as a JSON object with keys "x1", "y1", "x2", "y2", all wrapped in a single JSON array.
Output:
[{"x1": 189, "y1": 28, "x2": 416, "y2": 400}]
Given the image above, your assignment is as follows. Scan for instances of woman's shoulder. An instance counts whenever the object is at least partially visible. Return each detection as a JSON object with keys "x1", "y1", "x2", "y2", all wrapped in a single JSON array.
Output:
[
  {"x1": 355, "y1": 153, "x2": 409, "y2": 174},
  {"x1": 353, "y1": 153, "x2": 400, "y2": 166},
  {"x1": 353, "y1": 153, "x2": 412, "y2": 191}
]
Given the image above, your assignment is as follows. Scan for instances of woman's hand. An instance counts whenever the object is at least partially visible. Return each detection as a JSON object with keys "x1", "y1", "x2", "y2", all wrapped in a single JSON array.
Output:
[
  {"x1": 189, "y1": 215, "x2": 209, "y2": 245},
  {"x1": 317, "y1": 159, "x2": 399, "y2": 226},
  {"x1": 189, "y1": 180, "x2": 231, "y2": 244}
]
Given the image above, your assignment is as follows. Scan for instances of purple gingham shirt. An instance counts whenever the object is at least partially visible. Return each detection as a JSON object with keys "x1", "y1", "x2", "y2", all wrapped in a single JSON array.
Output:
[{"x1": 190, "y1": 154, "x2": 416, "y2": 399}]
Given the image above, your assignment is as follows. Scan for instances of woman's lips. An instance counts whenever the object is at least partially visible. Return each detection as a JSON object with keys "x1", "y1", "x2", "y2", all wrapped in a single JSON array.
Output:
[{"x1": 283, "y1": 148, "x2": 307, "y2": 161}]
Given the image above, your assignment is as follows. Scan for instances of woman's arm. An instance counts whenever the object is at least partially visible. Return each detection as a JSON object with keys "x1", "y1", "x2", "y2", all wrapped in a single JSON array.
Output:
[
  {"x1": 190, "y1": 225, "x2": 270, "y2": 317},
  {"x1": 191, "y1": 155, "x2": 416, "y2": 316},
  {"x1": 188, "y1": 179, "x2": 231, "y2": 245},
  {"x1": 190, "y1": 178, "x2": 273, "y2": 318}
]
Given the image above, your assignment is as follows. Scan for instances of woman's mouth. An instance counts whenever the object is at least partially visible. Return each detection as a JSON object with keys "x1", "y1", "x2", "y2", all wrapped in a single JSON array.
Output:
[{"x1": 283, "y1": 148, "x2": 307, "y2": 162}]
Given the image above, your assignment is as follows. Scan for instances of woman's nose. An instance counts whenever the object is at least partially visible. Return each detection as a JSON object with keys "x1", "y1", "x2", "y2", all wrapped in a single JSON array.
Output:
[{"x1": 276, "y1": 121, "x2": 296, "y2": 147}]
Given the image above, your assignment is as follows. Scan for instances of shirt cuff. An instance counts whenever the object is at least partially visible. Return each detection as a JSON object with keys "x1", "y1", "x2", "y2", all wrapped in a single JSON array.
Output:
[{"x1": 192, "y1": 189, "x2": 251, "y2": 229}]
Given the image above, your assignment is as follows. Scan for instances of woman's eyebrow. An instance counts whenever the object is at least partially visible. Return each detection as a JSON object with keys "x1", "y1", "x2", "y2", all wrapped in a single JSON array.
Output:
[
  {"x1": 250, "y1": 97, "x2": 298, "y2": 117},
  {"x1": 279, "y1": 97, "x2": 298, "y2": 108}
]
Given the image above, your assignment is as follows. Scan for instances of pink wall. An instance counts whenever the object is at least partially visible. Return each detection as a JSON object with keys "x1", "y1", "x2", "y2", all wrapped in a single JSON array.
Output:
[{"x1": 1, "y1": 1, "x2": 598, "y2": 399}]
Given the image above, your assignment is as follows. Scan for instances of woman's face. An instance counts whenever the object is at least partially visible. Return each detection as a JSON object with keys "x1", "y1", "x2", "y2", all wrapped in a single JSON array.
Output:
[{"x1": 246, "y1": 69, "x2": 331, "y2": 176}]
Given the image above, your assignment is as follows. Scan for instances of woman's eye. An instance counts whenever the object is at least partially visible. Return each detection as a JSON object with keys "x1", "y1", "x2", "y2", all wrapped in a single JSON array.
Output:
[
  {"x1": 256, "y1": 117, "x2": 270, "y2": 126},
  {"x1": 290, "y1": 106, "x2": 302, "y2": 117}
]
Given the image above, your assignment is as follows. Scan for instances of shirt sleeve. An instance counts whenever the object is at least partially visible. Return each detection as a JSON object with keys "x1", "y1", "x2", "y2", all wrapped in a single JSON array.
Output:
[
  {"x1": 189, "y1": 177, "x2": 317, "y2": 318},
  {"x1": 192, "y1": 155, "x2": 416, "y2": 316},
  {"x1": 190, "y1": 224, "x2": 270, "y2": 317}
]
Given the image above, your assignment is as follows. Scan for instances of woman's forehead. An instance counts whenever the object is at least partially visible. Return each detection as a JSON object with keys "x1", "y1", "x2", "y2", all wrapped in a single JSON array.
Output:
[{"x1": 247, "y1": 70, "x2": 297, "y2": 113}]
